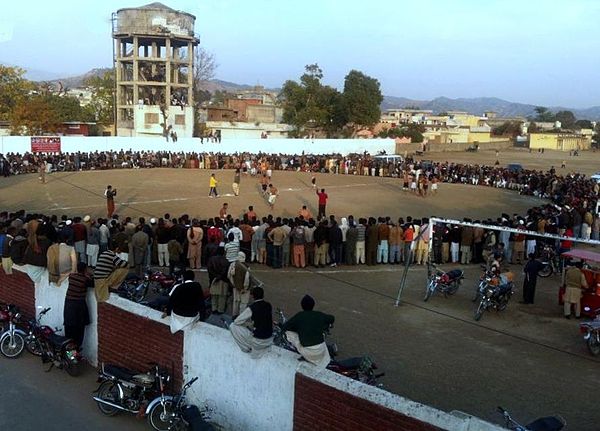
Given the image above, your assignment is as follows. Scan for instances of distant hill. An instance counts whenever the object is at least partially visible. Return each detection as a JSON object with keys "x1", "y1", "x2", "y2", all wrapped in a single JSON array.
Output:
[
  {"x1": 382, "y1": 95, "x2": 600, "y2": 120},
  {"x1": 4, "y1": 64, "x2": 599, "y2": 119}
]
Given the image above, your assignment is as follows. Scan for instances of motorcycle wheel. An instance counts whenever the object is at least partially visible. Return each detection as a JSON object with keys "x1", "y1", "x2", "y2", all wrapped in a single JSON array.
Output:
[
  {"x1": 447, "y1": 280, "x2": 460, "y2": 296},
  {"x1": 0, "y1": 333, "x2": 25, "y2": 358},
  {"x1": 474, "y1": 302, "x2": 485, "y2": 321},
  {"x1": 538, "y1": 264, "x2": 553, "y2": 278},
  {"x1": 587, "y1": 334, "x2": 600, "y2": 356},
  {"x1": 423, "y1": 282, "x2": 434, "y2": 302},
  {"x1": 25, "y1": 336, "x2": 43, "y2": 356},
  {"x1": 148, "y1": 400, "x2": 179, "y2": 431},
  {"x1": 96, "y1": 381, "x2": 121, "y2": 416},
  {"x1": 63, "y1": 344, "x2": 83, "y2": 377}
]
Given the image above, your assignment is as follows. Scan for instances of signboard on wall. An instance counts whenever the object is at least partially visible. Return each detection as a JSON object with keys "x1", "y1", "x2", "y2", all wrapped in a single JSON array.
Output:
[{"x1": 31, "y1": 136, "x2": 61, "y2": 153}]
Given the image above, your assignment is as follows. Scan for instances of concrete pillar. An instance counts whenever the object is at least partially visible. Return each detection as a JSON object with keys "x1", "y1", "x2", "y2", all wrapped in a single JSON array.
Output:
[
  {"x1": 133, "y1": 36, "x2": 139, "y2": 105},
  {"x1": 188, "y1": 41, "x2": 194, "y2": 107},
  {"x1": 165, "y1": 37, "x2": 171, "y2": 108}
]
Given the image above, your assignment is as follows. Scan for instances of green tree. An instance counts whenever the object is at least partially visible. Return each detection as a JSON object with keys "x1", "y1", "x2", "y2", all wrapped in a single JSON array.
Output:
[
  {"x1": 84, "y1": 71, "x2": 115, "y2": 126},
  {"x1": 0, "y1": 65, "x2": 34, "y2": 121},
  {"x1": 575, "y1": 119, "x2": 593, "y2": 129},
  {"x1": 533, "y1": 106, "x2": 555, "y2": 122},
  {"x1": 342, "y1": 70, "x2": 383, "y2": 133},
  {"x1": 280, "y1": 64, "x2": 346, "y2": 135},
  {"x1": 554, "y1": 110, "x2": 576, "y2": 129},
  {"x1": 44, "y1": 94, "x2": 91, "y2": 122}
]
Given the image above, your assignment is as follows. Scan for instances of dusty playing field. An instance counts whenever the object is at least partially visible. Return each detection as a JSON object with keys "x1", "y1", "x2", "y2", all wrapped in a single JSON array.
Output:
[{"x1": 1, "y1": 166, "x2": 542, "y2": 221}]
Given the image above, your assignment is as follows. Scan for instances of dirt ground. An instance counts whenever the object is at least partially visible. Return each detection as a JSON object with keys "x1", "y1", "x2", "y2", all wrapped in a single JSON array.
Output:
[
  {"x1": 1, "y1": 163, "x2": 542, "y2": 223},
  {"x1": 2, "y1": 147, "x2": 599, "y2": 429}
]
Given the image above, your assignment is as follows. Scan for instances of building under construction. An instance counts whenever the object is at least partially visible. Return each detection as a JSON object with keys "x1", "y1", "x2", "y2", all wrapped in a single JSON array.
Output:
[{"x1": 113, "y1": 2, "x2": 199, "y2": 137}]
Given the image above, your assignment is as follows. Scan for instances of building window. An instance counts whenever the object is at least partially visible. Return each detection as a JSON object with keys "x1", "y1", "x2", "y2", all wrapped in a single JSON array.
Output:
[
  {"x1": 145, "y1": 113, "x2": 159, "y2": 124},
  {"x1": 175, "y1": 115, "x2": 185, "y2": 125}
]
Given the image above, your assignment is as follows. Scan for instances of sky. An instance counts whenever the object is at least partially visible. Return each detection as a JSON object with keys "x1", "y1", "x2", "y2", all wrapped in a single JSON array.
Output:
[{"x1": 1, "y1": 0, "x2": 599, "y2": 108}]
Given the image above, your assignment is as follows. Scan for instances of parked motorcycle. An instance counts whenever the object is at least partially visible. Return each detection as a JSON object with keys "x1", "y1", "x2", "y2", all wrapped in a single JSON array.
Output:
[
  {"x1": 497, "y1": 406, "x2": 565, "y2": 431},
  {"x1": 94, "y1": 362, "x2": 170, "y2": 417},
  {"x1": 24, "y1": 307, "x2": 83, "y2": 376},
  {"x1": 473, "y1": 273, "x2": 514, "y2": 321},
  {"x1": 0, "y1": 304, "x2": 27, "y2": 358},
  {"x1": 579, "y1": 307, "x2": 600, "y2": 356},
  {"x1": 146, "y1": 376, "x2": 215, "y2": 431},
  {"x1": 119, "y1": 268, "x2": 184, "y2": 303},
  {"x1": 538, "y1": 245, "x2": 559, "y2": 278},
  {"x1": 424, "y1": 264, "x2": 464, "y2": 301},
  {"x1": 327, "y1": 355, "x2": 385, "y2": 387}
]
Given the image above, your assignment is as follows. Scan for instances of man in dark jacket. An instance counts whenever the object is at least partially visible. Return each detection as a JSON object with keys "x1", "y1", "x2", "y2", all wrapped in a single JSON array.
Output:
[
  {"x1": 282, "y1": 295, "x2": 334, "y2": 368},
  {"x1": 328, "y1": 220, "x2": 342, "y2": 267},
  {"x1": 168, "y1": 270, "x2": 206, "y2": 334},
  {"x1": 522, "y1": 253, "x2": 543, "y2": 304},
  {"x1": 230, "y1": 286, "x2": 273, "y2": 358},
  {"x1": 207, "y1": 246, "x2": 230, "y2": 314}
]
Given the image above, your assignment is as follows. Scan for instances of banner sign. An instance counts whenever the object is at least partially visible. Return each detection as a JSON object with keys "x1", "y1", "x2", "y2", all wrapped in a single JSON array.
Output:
[{"x1": 31, "y1": 136, "x2": 61, "y2": 153}]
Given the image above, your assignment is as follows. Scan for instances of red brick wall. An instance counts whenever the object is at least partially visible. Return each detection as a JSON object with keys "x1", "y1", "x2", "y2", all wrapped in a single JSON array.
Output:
[
  {"x1": 97, "y1": 302, "x2": 184, "y2": 387},
  {"x1": 294, "y1": 374, "x2": 442, "y2": 431},
  {"x1": 0, "y1": 269, "x2": 36, "y2": 319}
]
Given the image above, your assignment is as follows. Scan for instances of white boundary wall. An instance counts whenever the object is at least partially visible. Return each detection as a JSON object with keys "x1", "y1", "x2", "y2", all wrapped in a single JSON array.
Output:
[
  {"x1": 0, "y1": 136, "x2": 396, "y2": 156},
  {"x1": 12, "y1": 265, "x2": 503, "y2": 431}
]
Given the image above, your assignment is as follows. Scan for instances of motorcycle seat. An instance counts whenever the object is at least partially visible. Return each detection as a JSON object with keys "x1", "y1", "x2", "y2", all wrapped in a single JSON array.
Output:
[
  {"x1": 526, "y1": 416, "x2": 564, "y2": 431},
  {"x1": 332, "y1": 357, "x2": 363, "y2": 369},
  {"x1": 104, "y1": 364, "x2": 138, "y2": 381},
  {"x1": 445, "y1": 269, "x2": 463, "y2": 280},
  {"x1": 582, "y1": 320, "x2": 600, "y2": 330},
  {"x1": 48, "y1": 333, "x2": 74, "y2": 348}
]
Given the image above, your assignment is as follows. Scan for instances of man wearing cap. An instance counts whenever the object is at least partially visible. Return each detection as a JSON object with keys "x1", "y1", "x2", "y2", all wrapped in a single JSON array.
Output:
[
  {"x1": 282, "y1": 295, "x2": 335, "y2": 368},
  {"x1": 564, "y1": 260, "x2": 588, "y2": 319},
  {"x1": 167, "y1": 270, "x2": 206, "y2": 334},
  {"x1": 230, "y1": 286, "x2": 273, "y2": 358},
  {"x1": 228, "y1": 251, "x2": 255, "y2": 317},
  {"x1": 131, "y1": 225, "x2": 149, "y2": 278}
]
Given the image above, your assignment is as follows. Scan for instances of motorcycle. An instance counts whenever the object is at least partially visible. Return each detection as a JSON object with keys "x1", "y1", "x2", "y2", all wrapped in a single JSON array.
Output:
[
  {"x1": 497, "y1": 406, "x2": 565, "y2": 431},
  {"x1": 473, "y1": 273, "x2": 514, "y2": 321},
  {"x1": 579, "y1": 307, "x2": 600, "y2": 356},
  {"x1": 424, "y1": 263, "x2": 464, "y2": 301},
  {"x1": 327, "y1": 355, "x2": 385, "y2": 387},
  {"x1": 94, "y1": 362, "x2": 170, "y2": 418},
  {"x1": 538, "y1": 245, "x2": 559, "y2": 278},
  {"x1": 119, "y1": 268, "x2": 184, "y2": 303},
  {"x1": 0, "y1": 304, "x2": 27, "y2": 358},
  {"x1": 24, "y1": 307, "x2": 83, "y2": 376},
  {"x1": 146, "y1": 376, "x2": 215, "y2": 431}
]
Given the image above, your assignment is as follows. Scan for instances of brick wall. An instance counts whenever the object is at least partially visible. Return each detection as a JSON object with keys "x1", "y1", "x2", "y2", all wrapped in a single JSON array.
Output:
[
  {"x1": 294, "y1": 374, "x2": 442, "y2": 431},
  {"x1": 97, "y1": 302, "x2": 184, "y2": 387},
  {"x1": 0, "y1": 269, "x2": 36, "y2": 319}
]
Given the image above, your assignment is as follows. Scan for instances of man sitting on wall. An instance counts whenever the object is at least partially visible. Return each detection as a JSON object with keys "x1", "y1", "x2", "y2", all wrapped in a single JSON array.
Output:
[
  {"x1": 167, "y1": 270, "x2": 206, "y2": 334},
  {"x1": 230, "y1": 286, "x2": 273, "y2": 358},
  {"x1": 282, "y1": 295, "x2": 335, "y2": 368},
  {"x1": 93, "y1": 243, "x2": 129, "y2": 302}
]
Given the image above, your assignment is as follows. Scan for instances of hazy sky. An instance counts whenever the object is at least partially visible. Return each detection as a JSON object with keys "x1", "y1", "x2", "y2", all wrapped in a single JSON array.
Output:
[{"x1": 1, "y1": 0, "x2": 599, "y2": 107}]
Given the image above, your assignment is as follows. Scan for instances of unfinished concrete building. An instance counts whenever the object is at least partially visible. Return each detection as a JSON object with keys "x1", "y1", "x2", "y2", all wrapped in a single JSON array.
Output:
[{"x1": 113, "y1": 2, "x2": 199, "y2": 137}]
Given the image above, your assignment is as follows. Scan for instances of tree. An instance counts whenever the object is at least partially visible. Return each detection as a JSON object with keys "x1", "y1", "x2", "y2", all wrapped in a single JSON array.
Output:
[
  {"x1": 10, "y1": 96, "x2": 61, "y2": 135},
  {"x1": 280, "y1": 64, "x2": 346, "y2": 135},
  {"x1": 492, "y1": 121, "x2": 522, "y2": 137},
  {"x1": 0, "y1": 65, "x2": 34, "y2": 121},
  {"x1": 193, "y1": 47, "x2": 218, "y2": 104},
  {"x1": 84, "y1": 71, "x2": 115, "y2": 127},
  {"x1": 575, "y1": 119, "x2": 593, "y2": 129},
  {"x1": 533, "y1": 106, "x2": 555, "y2": 122},
  {"x1": 342, "y1": 70, "x2": 383, "y2": 133},
  {"x1": 554, "y1": 110, "x2": 576, "y2": 129}
]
